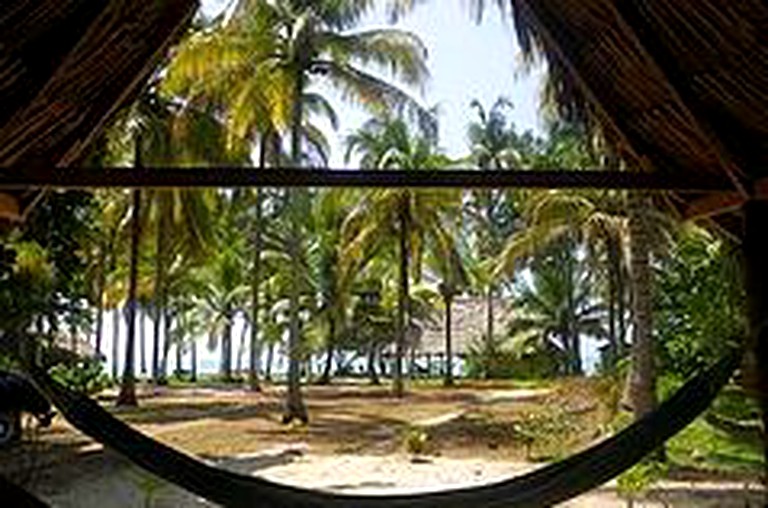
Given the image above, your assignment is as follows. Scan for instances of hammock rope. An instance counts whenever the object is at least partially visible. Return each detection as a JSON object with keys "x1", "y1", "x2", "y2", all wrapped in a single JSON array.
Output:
[{"x1": 29, "y1": 347, "x2": 740, "y2": 507}]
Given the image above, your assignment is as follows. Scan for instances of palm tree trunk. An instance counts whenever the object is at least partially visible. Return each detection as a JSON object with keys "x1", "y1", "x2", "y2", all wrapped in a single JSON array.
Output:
[
  {"x1": 618, "y1": 262, "x2": 627, "y2": 353},
  {"x1": 160, "y1": 310, "x2": 172, "y2": 382},
  {"x1": 175, "y1": 340, "x2": 183, "y2": 378},
  {"x1": 606, "y1": 236, "x2": 620, "y2": 369},
  {"x1": 395, "y1": 198, "x2": 410, "y2": 398},
  {"x1": 283, "y1": 68, "x2": 308, "y2": 424},
  {"x1": 444, "y1": 293, "x2": 454, "y2": 386},
  {"x1": 367, "y1": 342, "x2": 380, "y2": 385},
  {"x1": 139, "y1": 305, "x2": 147, "y2": 375},
  {"x1": 571, "y1": 331, "x2": 583, "y2": 375},
  {"x1": 221, "y1": 311, "x2": 233, "y2": 382},
  {"x1": 94, "y1": 244, "x2": 107, "y2": 356},
  {"x1": 249, "y1": 138, "x2": 267, "y2": 391},
  {"x1": 151, "y1": 195, "x2": 169, "y2": 384},
  {"x1": 319, "y1": 317, "x2": 335, "y2": 385},
  {"x1": 237, "y1": 320, "x2": 248, "y2": 375},
  {"x1": 485, "y1": 285, "x2": 494, "y2": 379},
  {"x1": 111, "y1": 308, "x2": 119, "y2": 380},
  {"x1": 117, "y1": 188, "x2": 141, "y2": 407},
  {"x1": 265, "y1": 341, "x2": 274, "y2": 382},
  {"x1": 625, "y1": 191, "x2": 656, "y2": 418},
  {"x1": 190, "y1": 338, "x2": 197, "y2": 383}
]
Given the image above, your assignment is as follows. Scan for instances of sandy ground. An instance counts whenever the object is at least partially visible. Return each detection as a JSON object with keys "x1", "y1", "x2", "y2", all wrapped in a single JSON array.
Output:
[
  {"x1": 28, "y1": 445, "x2": 766, "y2": 507},
  {"x1": 7, "y1": 382, "x2": 765, "y2": 507}
]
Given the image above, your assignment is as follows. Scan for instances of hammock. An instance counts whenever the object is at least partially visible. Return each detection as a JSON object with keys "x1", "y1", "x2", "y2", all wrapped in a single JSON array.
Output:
[
  {"x1": 29, "y1": 348, "x2": 740, "y2": 507},
  {"x1": 0, "y1": 473, "x2": 49, "y2": 507}
]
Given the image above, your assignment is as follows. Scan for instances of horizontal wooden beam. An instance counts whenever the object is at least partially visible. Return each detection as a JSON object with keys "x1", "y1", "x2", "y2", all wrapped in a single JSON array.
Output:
[
  {"x1": 0, "y1": 168, "x2": 735, "y2": 191},
  {"x1": 684, "y1": 192, "x2": 745, "y2": 220}
]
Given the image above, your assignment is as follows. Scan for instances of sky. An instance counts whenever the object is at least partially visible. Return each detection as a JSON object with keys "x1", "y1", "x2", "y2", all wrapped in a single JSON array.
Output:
[{"x1": 199, "y1": 0, "x2": 545, "y2": 167}]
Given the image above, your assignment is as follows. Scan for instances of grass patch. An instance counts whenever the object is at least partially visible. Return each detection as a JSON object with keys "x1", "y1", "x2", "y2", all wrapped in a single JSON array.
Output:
[{"x1": 666, "y1": 416, "x2": 764, "y2": 476}]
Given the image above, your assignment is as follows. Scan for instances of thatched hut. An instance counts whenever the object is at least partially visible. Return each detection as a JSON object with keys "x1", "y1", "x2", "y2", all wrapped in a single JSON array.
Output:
[{"x1": 416, "y1": 296, "x2": 514, "y2": 356}]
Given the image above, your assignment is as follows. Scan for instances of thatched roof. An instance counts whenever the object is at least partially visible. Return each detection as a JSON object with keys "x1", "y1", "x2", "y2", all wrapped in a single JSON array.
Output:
[
  {"x1": 0, "y1": 0, "x2": 198, "y2": 167},
  {"x1": 415, "y1": 296, "x2": 515, "y2": 355},
  {"x1": 508, "y1": 0, "x2": 768, "y2": 237},
  {"x1": 1, "y1": 0, "x2": 765, "y2": 239}
]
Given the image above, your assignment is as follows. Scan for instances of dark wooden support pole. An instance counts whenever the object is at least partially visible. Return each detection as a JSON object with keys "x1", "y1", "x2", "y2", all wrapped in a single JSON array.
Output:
[{"x1": 743, "y1": 200, "x2": 768, "y2": 485}]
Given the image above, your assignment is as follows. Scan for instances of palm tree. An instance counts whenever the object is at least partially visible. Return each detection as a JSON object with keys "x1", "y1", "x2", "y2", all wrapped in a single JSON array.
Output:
[
  {"x1": 116, "y1": 133, "x2": 144, "y2": 407},
  {"x1": 625, "y1": 191, "x2": 657, "y2": 417},
  {"x1": 342, "y1": 116, "x2": 460, "y2": 397},
  {"x1": 508, "y1": 246, "x2": 605, "y2": 376},
  {"x1": 496, "y1": 188, "x2": 629, "y2": 366},
  {"x1": 433, "y1": 247, "x2": 468, "y2": 386},
  {"x1": 465, "y1": 97, "x2": 522, "y2": 362},
  {"x1": 165, "y1": 0, "x2": 431, "y2": 420},
  {"x1": 87, "y1": 190, "x2": 130, "y2": 357},
  {"x1": 308, "y1": 189, "x2": 355, "y2": 385}
]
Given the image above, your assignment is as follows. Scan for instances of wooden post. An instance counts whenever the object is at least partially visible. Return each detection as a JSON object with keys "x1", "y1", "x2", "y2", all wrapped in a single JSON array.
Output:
[{"x1": 742, "y1": 200, "x2": 768, "y2": 485}]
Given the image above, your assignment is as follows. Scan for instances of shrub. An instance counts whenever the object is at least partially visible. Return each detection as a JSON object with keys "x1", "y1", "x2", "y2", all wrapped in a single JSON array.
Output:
[
  {"x1": 50, "y1": 359, "x2": 111, "y2": 396},
  {"x1": 403, "y1": 427, "x2": 430, "y2": 456},
  {"x1": 465, "y1": 335, "x2": 559, "y2": 379},
  {"x1": 616, "y1": 459, "x2": 667, "y2": 508}
]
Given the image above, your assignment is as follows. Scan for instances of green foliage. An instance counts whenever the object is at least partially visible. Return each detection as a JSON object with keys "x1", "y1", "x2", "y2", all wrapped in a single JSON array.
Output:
[
  {"x1": 510, "y1": 408, "x2": 581, "y2": 461},
  {"x1": 403, "y1": 426, "x2": 430, "y2": 455},
  {"x1": 616, "y1": 459, "x2": 667, "y2": 506},
  {"x1": 49, "y1": 360, "x2": 112, "y2": 396},
  {"x1": 1, "y1": 192, "x2": 96, "y2": 346},
  {"x1": 465, "y1": 334, "x2": 560, "y2": 379},
  {"x1": 507, "y1": 246, "x2": 604, "y2": 376},
  {"x1": 659, "y1": 375, "x2": 763, "y2": 475},
  {"x1": 654, "y1": 228, "x2": 746, "y2": 377},
  {"x1": 666, "y1": 416, "x2": 764, "y2": 475}
]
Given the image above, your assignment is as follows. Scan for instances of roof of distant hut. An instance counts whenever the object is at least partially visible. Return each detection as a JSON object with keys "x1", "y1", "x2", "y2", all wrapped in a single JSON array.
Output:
[{"x1": 415, "y1": 296, "x2": 515, "y2": 356}]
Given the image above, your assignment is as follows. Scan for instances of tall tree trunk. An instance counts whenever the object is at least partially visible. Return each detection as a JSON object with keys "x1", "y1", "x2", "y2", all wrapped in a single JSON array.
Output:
[
  {"x1": 485, "y1": 286, "x2": 494, "y2": 379},
  {"x1": 111, "y1": 308, "x2": 119, "y2": 380},
  {"x1": 319, "y1": 317, "x2": 335, "y2": 385},
  {"x1": 160, "y1": 310, "x2": 172, "y2": 382},
  {"x1": 139, "y1": 305, "x2": 147, "y2": 375},
  {"x1": 94, "y1": 243, "x2": 107, "y2": 356},
  {"x1": 444, "y1": 292, "x2": 454, "y2": 386},
  {"x1": 175, "y1": 340, "x2": 183, "y2": 378},
  {"x1": 190, "y1": 338, "x2": 197, "y2": 383},
  {"x1": 367, "y1": 342, "x2": 380, "y2": 385},
  {"x1": 238, "y1": 321, "x2": 249, "y2": 375},
  {"x1": 625, "y1": 191, "x2": 656, "y2": 418},
  {"x1": 606, "y1": 235, "x2": 620, "y2": 369},
  {"x1": 571, "y1": 331, "x2": 583, "y2": 375},
  {"x1": 265, "y1": 341, "x2": 274, "y2": 382},
  {"x1": 117, "y1": 187, "x2": 141, "y2": 407},
  {"x1": 618, "y1": 262, "x2": 627, "y2": 352},
  {"x1": 283, "y1": 69, "x2": 308, "y2": 424},
  {"x1": 743, "y1": 200, "x2": 768, "y2": 486},
  {"x1": 221, "y1": 310, "x2": 233, "y2": 382},
  {"x1": 249, "y1": 138, "x2": 266, "y2": 391},
  {"x1": 394, "y1": 198, "x2": 410, "y2": 398},
  {"x1": 152, "y1": 194, "x2": 170, "y2": 384}
]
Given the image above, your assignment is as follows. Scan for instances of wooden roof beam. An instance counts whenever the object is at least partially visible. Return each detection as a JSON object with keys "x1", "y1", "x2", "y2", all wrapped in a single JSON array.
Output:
[{"x1": 0, "y1": 167, "x2": 734, "y2": 190}]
